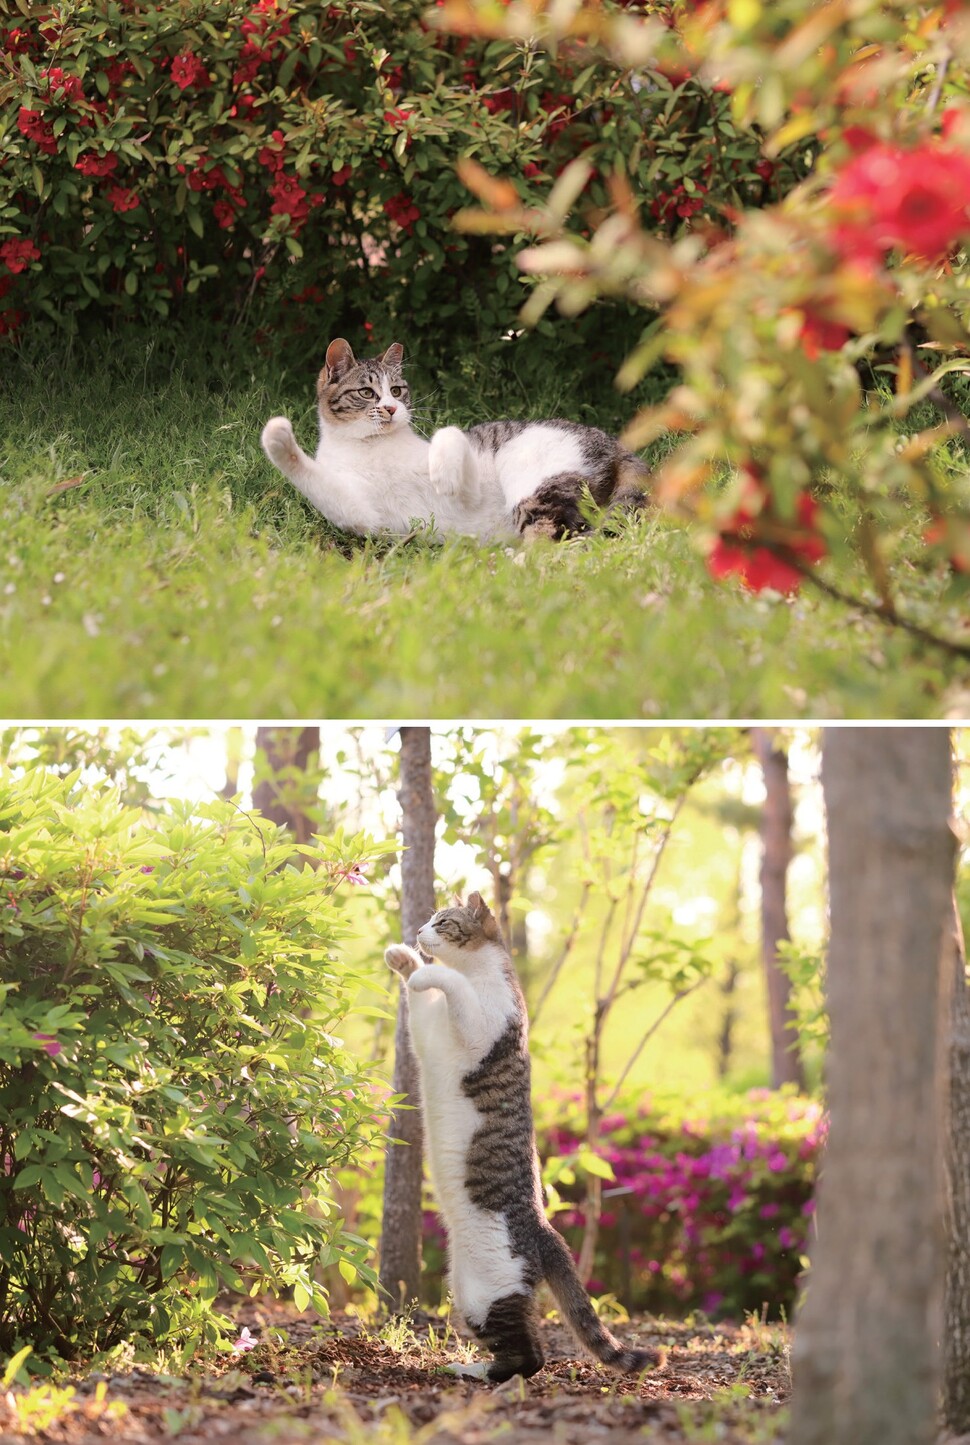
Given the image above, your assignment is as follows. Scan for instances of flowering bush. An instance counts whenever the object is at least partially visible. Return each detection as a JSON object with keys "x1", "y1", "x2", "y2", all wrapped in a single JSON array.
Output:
[
  {"x1": 538, "y1": 1089, "x2": 822, "y2": 1318},
  {"x1": 410, "y1": 1089, "x2": 821, "y2": 1319},
  {"x1": 442, "y1": 0, "x2": 970, "y2": 653},
  {"x1": 0, "y1": 0, "x2": 807, "y2": 348},
  {"x1": 0, "y1": 763, "x2": 391, "y2": 1361}
]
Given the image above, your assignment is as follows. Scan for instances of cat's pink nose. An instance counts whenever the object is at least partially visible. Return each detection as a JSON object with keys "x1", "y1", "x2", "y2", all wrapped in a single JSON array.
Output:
[{"x1": 384, "y1": 403, "x2": 397, "y2": 415}]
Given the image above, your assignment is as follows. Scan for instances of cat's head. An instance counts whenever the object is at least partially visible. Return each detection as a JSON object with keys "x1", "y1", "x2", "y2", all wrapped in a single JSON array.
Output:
[
  {"x1": 316, "y1": 337, "x2": 411, "y2": 438},
  {"x1": 416, "y1": 892, "x2": 502, "y2": 965}
]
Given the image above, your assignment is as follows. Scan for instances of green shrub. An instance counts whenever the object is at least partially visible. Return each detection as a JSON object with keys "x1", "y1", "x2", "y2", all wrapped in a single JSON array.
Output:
[
  {"x1": 0, "y1": 0, "x2": 808, "y2": 350},
  {"x1": 0, "y1": 762, "x2": 392, "y2": 1361}
]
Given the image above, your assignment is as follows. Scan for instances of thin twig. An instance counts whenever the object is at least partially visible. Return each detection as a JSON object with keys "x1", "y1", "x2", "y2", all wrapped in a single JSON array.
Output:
[{"x1": 603, "y1": 975, "x2": 708, "y2": 1115}]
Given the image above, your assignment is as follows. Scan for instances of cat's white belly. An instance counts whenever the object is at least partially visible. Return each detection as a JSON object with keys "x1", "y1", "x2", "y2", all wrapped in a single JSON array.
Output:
[
  {"x1": 408, "y1": 987, "x2": 525, "y2": 1322},
  {"x1": 474, "y1": 426, "x2": 588, "y2": 510}
]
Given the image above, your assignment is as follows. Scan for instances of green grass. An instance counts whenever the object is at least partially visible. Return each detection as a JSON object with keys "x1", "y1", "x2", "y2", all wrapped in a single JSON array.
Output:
[{"x1": 0, "y1": 338, "x2": 965, "y2": 719}]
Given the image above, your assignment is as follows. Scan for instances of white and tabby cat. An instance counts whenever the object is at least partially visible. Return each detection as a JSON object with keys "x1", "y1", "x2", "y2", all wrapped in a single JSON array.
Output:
[
  {"x1": 385, "y1": 893, "x2": 661, "y2": 1383},
  {"x1": 261, "y1": 338, "x2": 647, "y2": 541}
]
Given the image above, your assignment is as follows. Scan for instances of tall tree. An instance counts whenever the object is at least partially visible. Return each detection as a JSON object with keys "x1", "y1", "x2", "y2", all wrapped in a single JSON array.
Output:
[
  {"x1": 751, "y1": 727, "x2": 805, "y2": 1090},
  {"x1": 790, "y1": 727, "x2": 954, "y2": 1445},
  {"x1": 252, "y1": 726, "x2": 320, "y2": 845},
  {"x1": 378, "y1": 726, "x2": 436, "y2": 1312},
  {"x1": 944, "y1": 895, "x2": 970, "y2": 1435}
]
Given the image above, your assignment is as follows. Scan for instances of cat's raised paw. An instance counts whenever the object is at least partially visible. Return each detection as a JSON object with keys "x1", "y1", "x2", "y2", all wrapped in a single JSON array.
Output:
[
  {"x1": 261, "y1": 416, "x2": 298, "y2": 469},
  {"x1": 384, "y1": 943, "x2": 421, "y2": 978}
]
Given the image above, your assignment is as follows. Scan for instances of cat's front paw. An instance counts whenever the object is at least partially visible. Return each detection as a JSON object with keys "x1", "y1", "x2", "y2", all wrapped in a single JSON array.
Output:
[
  {"x1": 261, "y1": 416, "x2": 299, "y2": 471},
  {"x1": 385, "y1": 944, "x2": 421, "y2": 979},
  {"x1": 429, "y1": 426, "x2": 472, "y2": 497}
]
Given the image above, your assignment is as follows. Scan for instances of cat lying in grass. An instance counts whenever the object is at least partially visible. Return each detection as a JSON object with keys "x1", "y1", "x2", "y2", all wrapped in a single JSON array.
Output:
[
  {"x1": 261, "y1": 338, "x2": 648, "y2": 541},
  {"x1": 385, "y1": 892, "x2": 663, "y2": 1384}
]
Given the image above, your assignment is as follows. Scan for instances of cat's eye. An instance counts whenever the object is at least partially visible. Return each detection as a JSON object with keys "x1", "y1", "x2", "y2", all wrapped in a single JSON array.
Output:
[
  {"x1": 390, "y1": 386, "x2": 403, "y2": 397},
  {"x1": 356, "y1": 386, "x2": 376, "y2": 398}
]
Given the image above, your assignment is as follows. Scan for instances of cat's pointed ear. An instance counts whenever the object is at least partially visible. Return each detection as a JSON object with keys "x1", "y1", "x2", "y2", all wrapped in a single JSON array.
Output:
[
  {"x1": 467, "y1": 892, "x2": 500, "y2": 940},
  {"x1": 381, "y1": 342, "x2": 404, "y2": 368},
  {"x1": 452, "y1": 891, "x2": 463, "y2": 908},
  {"x1": 325, "y1": 337, "x2": 355, "y2": 381}
]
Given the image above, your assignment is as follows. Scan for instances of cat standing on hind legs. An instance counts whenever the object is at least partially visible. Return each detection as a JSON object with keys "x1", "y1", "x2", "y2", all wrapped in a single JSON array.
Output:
[{"x1": 384, "y1": 893, "x2": 664, "y2": 1384}]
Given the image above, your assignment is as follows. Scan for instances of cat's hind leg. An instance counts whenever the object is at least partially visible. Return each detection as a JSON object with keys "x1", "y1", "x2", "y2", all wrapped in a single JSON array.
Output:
[
  {"x1": 466, "y1": 1293, "x2": 545, "y2": 1383},
  {"x1": 428, "y1": 426, "x2": 480, "y2": 500},
  {"x1": 511, "y1": 473, "x2": 596, "y2": 541}
]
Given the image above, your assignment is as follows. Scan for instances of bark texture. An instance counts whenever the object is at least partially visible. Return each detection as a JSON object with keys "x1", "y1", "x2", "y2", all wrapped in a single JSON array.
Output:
[
  {"x1": 752, "y1": 728, "x2": 805, "y2": 1090},
  {"x1": 378, "y1": 726, "x2": 436, "y2": 1312},
  {"x1": 945, "y1": 896, "x2": 970, "y2": 1432},
  {"x1": 789, "y1": 727, "x2": 954, "y2": 1445},
  {"x1": 252, "y1": 726, "x2": 319, "y2": 845}
]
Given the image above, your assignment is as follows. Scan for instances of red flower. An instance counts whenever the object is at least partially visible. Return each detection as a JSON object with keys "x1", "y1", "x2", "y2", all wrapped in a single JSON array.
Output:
[
  {"x1": 754, "y1": 159, "x2": 775, "y2": 182},
  {"x1": 17, "y1": 108, "x2": 57, "y2": 155},
  {"x1": 2, "y1": 28, "x2": 33, "y2": 53},
  {"x1": 384, "y1": 106, "x2": 412, "y2": 130},
  {"x1": 650, "y1": 180, "x2": 707, "y2": 225},
  {"x1": 106, "y1": 184, "x2": 140, "y2": 213},
  {"x1": 75, "y1": 152, "x2": 118, "y2": 178},
  {"x1": 270, "y1": 172, "x2": 308, "y2": 225},
  {"x1": 523, "y1": 162, "x2": 543, "y2": 179},
  {"x1": 829, "y1": 140, "x2": 970, "y2": 262},
  {"x1": 257, "y1": 130, "x2": 287, "y2": 170},
  {"x1": 103, "y1": 57, "x2": 135, "y2": 91},
  {"x1": 331, "y1": 164, "x2": 352, "y2": 186},
  {"x1": 707, "y1": 486, "x2": 826, "y2": 594},
  {"x1": 185, "y1": 160, "x2": 228, "y2": 192},
  {"x1": 384, "y1": 191, "x2": 420, "y2": 232},
  {"x1": 797, "y1": 310, "x2": 851, "y2": 361},
  {"x1": 43, "y1": 67, "x2": 84, "y2": 102},
  {"x1": 0, "y1": 237, "x2": 40, "y2": 274},
  {"x1": 171, "y1": 52, "x2": 209, "y2": 91}
]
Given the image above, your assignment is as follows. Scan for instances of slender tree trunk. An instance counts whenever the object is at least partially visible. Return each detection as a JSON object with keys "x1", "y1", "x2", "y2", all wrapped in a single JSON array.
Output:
[
  {"x1": 944, "y1": 895, "x2": 970, "y2": 1434},
  {"x1": 789, "y1": 727, "x2": 954, "y2": 1445},
  {"x1": 752, "y1": 728, "x2": 805, "y2": 1090},
  {"x1": 252, "y1": 726, "x2": 319, "y2": 844},
  {"x1": 716, "y1": 958, "x2": 740, "y2": 1081},
  {"x1": 378, "y1": 726, "x2": 436, "y2": 1312},
  {"x1": 220, "y1": 725, "x2": 245, "y2": 801}
]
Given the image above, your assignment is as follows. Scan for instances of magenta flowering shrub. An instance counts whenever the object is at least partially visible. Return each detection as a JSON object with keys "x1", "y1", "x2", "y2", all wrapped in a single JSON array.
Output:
[
  {"x1": 0, "y1": 0, "x2": 807, "y2": 346},
  {"x1": 0, "y1": 764, "x2": 390, "y2": 1360},
  {"x1": 540, "y1": 1089, "x2": 823, "y2": 1317}
]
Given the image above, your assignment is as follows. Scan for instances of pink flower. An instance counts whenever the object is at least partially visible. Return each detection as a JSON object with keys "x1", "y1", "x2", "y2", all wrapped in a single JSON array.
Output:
[
  {"x1": 232, "y1": 1327, "x2": 258, "y2": 1353},
  {"x1": 342, "y1": 862, "x2": 368, "y2": 887},
  {"x1": 33, "y1": 1033, "x2": 61, "y2": 1058},
  {"x1": 829, "y1": 140, "x2": 970, "y2": 262}
]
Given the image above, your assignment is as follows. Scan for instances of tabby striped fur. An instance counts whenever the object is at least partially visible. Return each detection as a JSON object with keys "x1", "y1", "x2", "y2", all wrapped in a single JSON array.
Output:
[{"x1": 384, "y1": 893, "x2": 662, "y2": 1384}]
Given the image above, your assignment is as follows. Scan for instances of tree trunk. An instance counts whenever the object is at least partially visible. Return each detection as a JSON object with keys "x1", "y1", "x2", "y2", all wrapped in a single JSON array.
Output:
[
  {"x1": 378, "y1": 726, "x2": 436, "y2": 1313},
  {"x1": 252, "y1": 726, "x2": 319, "y2": 845},
  {"x1": 716, "y1": 958, "x2": 740, "y2": 1081},
  {"x1": 789, "y1": 727, "x2": 954, "y2": 1445},
  {"x1": 752, "y1": 727, "x2": 805, "y2": 1090},
  {"x1": 944, "y1": 895, "x2": 970, "y2": 1433}
]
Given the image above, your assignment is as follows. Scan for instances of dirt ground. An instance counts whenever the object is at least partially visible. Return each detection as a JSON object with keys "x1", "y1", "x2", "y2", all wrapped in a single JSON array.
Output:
[{"x1": 0, "y1": 1305, "x2": 790, "y2": 1444}]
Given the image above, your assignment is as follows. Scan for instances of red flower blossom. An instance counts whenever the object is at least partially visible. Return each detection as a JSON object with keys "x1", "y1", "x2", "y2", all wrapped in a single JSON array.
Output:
[
  {"x1": 106, "y1": 184, "x2": 140, "y2": 213},
  {"x1": 17, "y1": 108, "x2": 57, "y2": 155},
  {"x1": 523, "y1": 162, "x2": 543, "y2": 179},
  {"x1": 384, "y1": 106, "x2": 412, "y2": 130},
  {"x1": 829, "y1": 140, "x2": 970, "y2": 262},
  {"x1": 257, "y1": 130, "x2": 287, "y2": 170},
  {"x1": 483, "y1": 88, "x2": 517, "y2": 115},
  {"x1": 331, "y1": 164, "x2": 352, "y2": 186},
  {"x1": 797, "y1": 310, "x2": 851, "y2": 361},
  {"x1": 185, "y1": 160, "x2": 229, "y2": 192},
  {"x1": 2, "y1": 28, "x2": 33, "y2": 54},
  {"x1": 171, "y1": 52, "x2": 209, "y2": 91},
  {"x1": 707, "y1": 487, "x2": 826, "y2": 594},
  {"x1": 650, "y1": 180, "x2": 707, "y2": 225},
  {"x1": 0, "y1": 237, "x2": 40, "y2": 274},
  {"x1": 43, "y1": 67, "x2": 84, "y2": 102},
  {"x1": 103, "y1": 57, "x2": 135, "y2": 91},
  {"x1": 384, "y1": 191, "x2": 420, "y2": 232},
  {"x1": 75, "y1": 152, "x2": 118, "y2": 178},
  {"x1": 270, "y1": 172, "x2": 308, "y2": 225}
]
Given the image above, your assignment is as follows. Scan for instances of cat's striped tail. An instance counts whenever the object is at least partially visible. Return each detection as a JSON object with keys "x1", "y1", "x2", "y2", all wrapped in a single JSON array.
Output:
[{"x1": 538, "y1": 1226, "x2": 665, "y2": 1375}]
